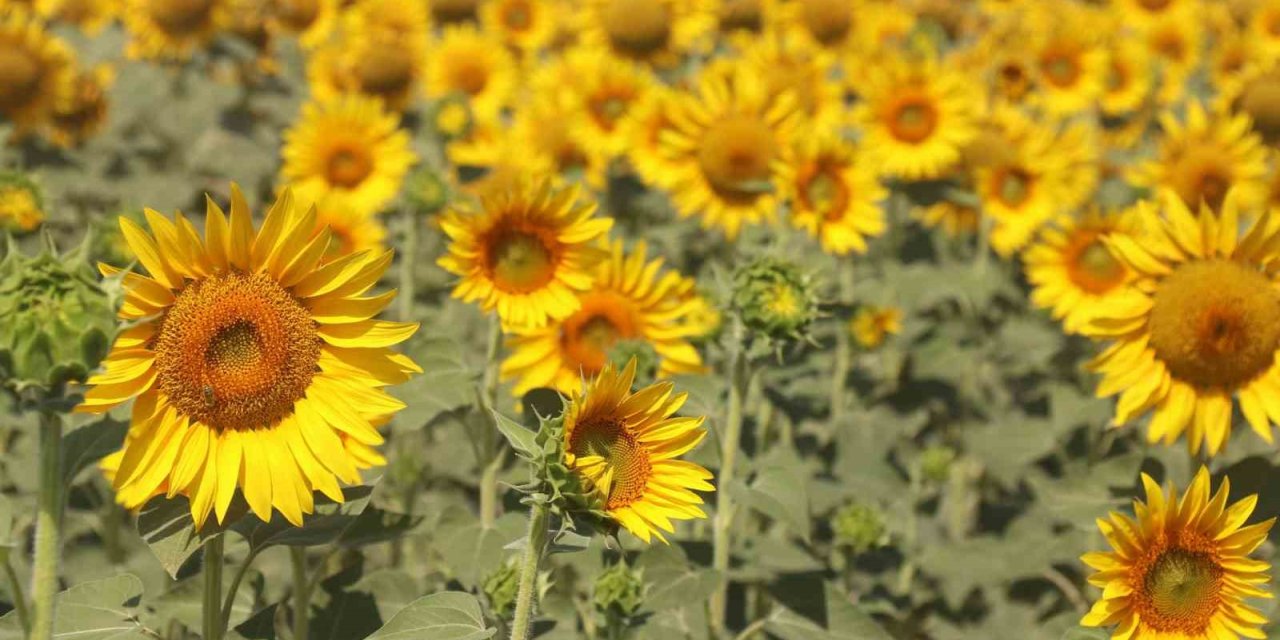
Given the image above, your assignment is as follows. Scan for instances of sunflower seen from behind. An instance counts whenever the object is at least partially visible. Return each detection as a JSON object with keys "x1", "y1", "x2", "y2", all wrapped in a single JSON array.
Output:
[
  {"x1": 1081, "y1": 467, "x2": 1273, "y2": 639},
  {"x1": 280, "y1": 93, "x2": 417, "y2": 217},
  {"x1": 780, "y1": 134, "x2": 887, "y2": 256},
  {"x1": 77, "y1": 185, "x2": 421, "y2": 527},
  {"x1": 1082, "y1": 189, "x2": 1280, "y2": 456},
  {"x1": 437, "y1": 180, "x2": 613, "y2": 330},
  {"x1": 1024, "y1": 208, "x2": 1139, "y2": 335},
  {"x1": 562, "y1": 357, "x2": 714, "y2": 543}
]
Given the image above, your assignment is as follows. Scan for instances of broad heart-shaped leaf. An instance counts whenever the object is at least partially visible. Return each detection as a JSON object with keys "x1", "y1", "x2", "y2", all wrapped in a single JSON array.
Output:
[
  {"x1": 231, "y1": 484, "x2": 419, "y2": 552},
  {"x1": 491, "y1": 410, "x2": 538, "y2": 459},
  {"x1": 437, "y1": 510, "x2": 527, "y2": 588},
  {"x1": 0, "y1": 574, "x2": 151, "y2": 639},
  {"x1": 765, "y1": 581, "x2": 892, "y2": 640},
  {"x1": 366, "y1": 591, "x2": 496, "y2": 640},
  {"x1": 61, "y1": 414, "x2": 127, "y2": 485},
  {"x1": 733, "y1": 465, "x2": 811, "y2": 541},
  {"x1": 391, "y1": 337, "x2": 475, "y2": 431}
]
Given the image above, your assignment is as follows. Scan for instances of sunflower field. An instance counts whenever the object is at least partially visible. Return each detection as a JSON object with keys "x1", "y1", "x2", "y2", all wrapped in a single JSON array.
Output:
[{"x1": 10, "y1": 0, "x2": 1280, "y2": 639}]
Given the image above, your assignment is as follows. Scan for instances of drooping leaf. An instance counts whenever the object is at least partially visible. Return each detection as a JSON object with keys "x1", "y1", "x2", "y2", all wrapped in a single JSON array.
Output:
[{"x1": 366, "y1": 591, "x2": 496, "y2": 640}]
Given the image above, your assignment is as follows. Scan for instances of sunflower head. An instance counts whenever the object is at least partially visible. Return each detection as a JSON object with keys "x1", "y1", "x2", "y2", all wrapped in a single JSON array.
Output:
[
  {"x1": 428, "y1": 93, "x2": 474, "y2": 141},
  {"x1": 403, "y1": 166, "x2": 451, "y2": 216},
  {"x1": 593, "y1": 561, "x2": 645, "y2": 618},
  {"x1": 482, "y1": 559, "x2": 521, "y2": 619},
  {"x1": 832, "y1": 501, "x2": 887, "y2": 554},
  {"x1": 49, "y1": 63, "x2": 112, "y2": 148},
  {"x1": 918, "y1": 445, "x2": 955, "y2": 483},
  {"x1": 850, "y1": 305, "x2": 902, "y2": 349},
  {"x1": 0, "y1": 232, "x2": 119, "y2": 396},
  {"x1": 0, "y1": 172, "x2": 45, "y2": 234},
  {"x1": 0, "y1": 7, "x2": 74, "y2": 134},
  {"x1": 1082, "y1": 468, "x2": 1274, "y2": 638},
  {"x1": 732, "y1": 258, "x2": 820, "y2": 347}
]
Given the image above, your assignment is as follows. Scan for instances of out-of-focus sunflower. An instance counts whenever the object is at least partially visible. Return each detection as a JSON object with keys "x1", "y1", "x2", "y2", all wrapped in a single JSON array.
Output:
[
  {"x1": 1024, "y1": 8, "x2": 1107, "y2": 117},
  {"x1": 280, "y1": 93, "x2": 417, "y2": 217},
  {"x1": 1218, "y1": 59, "x2": 1280, "y2": 145},
  {"x1": 850, "y1": 305, "x2": 901, "y2": 349},
  {"x1": 737, "y1": 30, "x2": 844, "y2": 136},
  {"x1": 342, "y1": 0, "x2": 431, "y2": 45},
  {"x1": 302, "y1": 195, "x2": 387, "y2": 257},
  {"x1": 538, "y1": 46, "x2": 655, "y2": 158},
  {"x1": 1130, "y1": 103, "x2": 1269, "y2": 212},
  {"x1": 225, "y1": 0, "x2": 277, "y2": 74},
  {"x1": 307, "y1": 24, "x2": 427, "y2": 110},
  {"x1": 915, "y1": 199, "x2": 980, "y2": 237},
  {"x1": 78, "y1": 186, "x2": 421, "y2": 527},
  {"x1": 34, "y1": 0, "x2": 115, "y2": 33},
  {"x1": 1081, "y1": 467, "x2": 1274, "y2": 639},
  {"x1": 511, "y1": 93, "x2": 610, "y2": 188},
  {"x1": 268, "y1": 0, "x2": 338, "y2": 48},
  {"x1": 423, "y1": 24, "x2": 517, "y2": 121},
  {"x1": 48, "y1": 63, "x2": 112, "y2": 148},
  {"x1": 562, "y1": 358, "x2": 714, "y2": 544},
  {"x1": 428, "y1": 0, "x2": 478, "y2": 23},
  {"x1": 660, "y1": 65, "x2": 799, "y2": 238},
  {"x1": 437, "y1": 180, "x2": 613, "y2": 330},
  {"x1": 974, "y1": 122, "x2": 1062, "y2": 257},
  {"x1": 620, "y1": 86, "x2": 683, "y2": 190},
  {"x1": 0, "y1": 176, "x2": 43, "y2": 233},
  {"x1": 713, "y1": 0, "x2": 781, "y2": 43},
  {"x1": 0, "y1": 8, "x2": 73, "y2": 135},
  {"x1": 1112, "y1": 0, "x2": 1200, "y2": 27},
  {"x1": 502, "y1": 240, "x2": 705, "y2": 396},
  {"x1": 122, "y1": 0, "x2": 228, "y2": 60},
  {"x1": 1024, "y1": 208, "x2": 1139, "y2": 334},
  {"x1": 1100, "y1": 39, "x2": 1153, "y2": 118},
  {"x1": 1144, "y1": 14, "x2": 1203, "y2": 106},
  {"x1": 780, "y1": 135, "x2": 887, "y2": 256},
  {"x1": 853, "y1": 55, "x2": 979, "y2": 181},
  {"x1": 480, "y1": 0, "x2": 559, "y2": 55},
  {"x1": 1082, "y1": 189, "x2": 1280, "y2": 456},
  {"x1": 778, "y1": 0, "x2": 861, "y2": 53},
  {"x1": 1249, "y1": 0, "x2": 1280, "y2": 59},
  {"x1": 578, "y1": 0, "x2": 715, "y2": 68}
]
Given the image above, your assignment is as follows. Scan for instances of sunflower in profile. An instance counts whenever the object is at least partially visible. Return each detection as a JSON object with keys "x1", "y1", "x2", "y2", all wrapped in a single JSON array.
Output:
[
  {"x1": 34, "y1": 0, "x2": 115, "y2": 34},
  {"x1": 429, "y1": 0, "x2": 478, "y2": 23},
  {"x1": 779, "y1": 0, "x2": 862, "y2": 53},
  {"x1": 713, "y1": 0, "x2": 781, "y2": 43},
  {"x1": 1081, "y1": 467, "x2": 1273, "y2": 639},
  {"x1": 77, "y1": 185, "x2": 421, "y2": 527},
  {"x1": 1130, "y1": 103, "x2": 1268, "y2": 213},
  {"x1": 123, "y1": 0, "x2": 228, "y2": 59},
  {"x1": 480, "y1": 0, "x2": 559, "y2": 55},
  {"x1": 780, "y1": 135, "x2": 886, "y2": 256},
  {"x1": 660, "y1": 65, "x2": 800, "y2": 238},
  {"x1": 1083, "y1": 189, "x2": 1280, "y2": 456},
  {"x1": 562, "y1": 358, "x2": 713, "y2": 543},
  {"x1": 423, "y1": 24, "x2": 517, "y2": 121},
  {"x1": 853, "y1": 55, "x2": 979, "y2": 181},
  {"x1": 578, "y1": 0, "x2": 715, "y2": 68},
  {"x1": 1024, "y1": 208, "x2": 1140, "y2": 335},
  {"x1": 437, "y1": 180, "x2": 613, "y2": 330},
  {"x1": 502, "y1": 240, "x2": 705, "y2": 397},
  {"x1": 0, "y1": 8, "x2": 73, "y2": 135},
  {"x1": 280, "y1": 94, "x2": 417, "y2": 217},
  {"x1": 267, "y1": 0, "x2": 338, "y2": 49},
  {"x1": 48, "y1": 63, "x2": 112, "y2": 148},
  {"x1": 1218, "y1": 59, "x2": 1280, "y2": 145}
]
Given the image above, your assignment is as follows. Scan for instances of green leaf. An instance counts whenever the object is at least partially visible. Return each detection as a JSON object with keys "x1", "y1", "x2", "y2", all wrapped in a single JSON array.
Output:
[
  {"x1": 231, "y1": 484, "x2": 385, "y2": 551},
  {"x1": 136, "y1": 495, "x2": 233, "y2": 580},
  {"x1": 392, "y1": 337, "x2": 475, "y2": 430},
  {"x1": 148, "y1": 571, "x2": 258, "y2": 632},
  {"x1": 635, "y1": 544, "x2": 721, "y2": 613},
  {"x1": 765, "y1": 582, "x2": 892, "y2": 640},
  {"x1": 0, "y1": 574, "x2": 150, "y2": 639},
  {"x1": 61, "y1": 415, "x2": 126, "y2": 485},
  {"x1": 740, "y1": 465, "x2": 811, "y2": 541},
  {"x1": 366, "y1": 591, "x2": 496, "y2": 640},
  {"x1": 437, "y1": 511, "x2": 526, "y2": 588},
  {"x1": 491, "y1": 411, "x2": 538, "y2": 459}
]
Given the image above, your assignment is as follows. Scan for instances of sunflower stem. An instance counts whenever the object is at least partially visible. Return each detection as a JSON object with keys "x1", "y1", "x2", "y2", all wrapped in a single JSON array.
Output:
[
  {"x1": 30, "y1": 410, "x2": 62, "y2": 640},
  {"x1": 398, "y1": 207, "x2": 418, "y2": 323},
  {"x1": 830, "y1": 260, "x2": 854, "y2": 427},
  {"x1": 290, "y1": 546, "x2": 311, "y2": 640},
  {"x1": 220, "y1": 547, "x2": 260, "y2": 634},
  {"x1": 2, "y1": 556, "x2": 29, "y2": 637},
  {"x1": 203, "y1": 535, "x2": 224, "y2": 640},
  {"x1": 479, "y1": 315, "x2": 504, "y2": 528},
  {"x1": 480, "y1": 452, "x2": 504, "y2": 530},
  {"x1": 508, "y1": 501, "x2": 549, "y2": 640},
  {"x1": 711, "y1": 319, "x2": 750, "y2": 638}
]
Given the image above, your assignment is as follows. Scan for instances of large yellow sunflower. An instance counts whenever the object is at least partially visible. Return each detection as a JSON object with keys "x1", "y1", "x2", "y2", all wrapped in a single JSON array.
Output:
[
  {"x1": 1083, "y1": 189, "x2": 1280, "y2": 456},
  {"x1": 578, "y1": 0, "x2": 715, "y2": 68},
  {"x1": 76, "y1": 185, "x2": 421, "y2": 527},
  {"x1": 423, "y1": 24, "x2": 517, "y2": 121},
  {"x1": 502, "y1": 240, "x2": 705, "y2": 397},
  {"x1": 779, "y1": 134, "x2": 887, "y2": 256},
  {"x1": 280, "y1": 93, "x2": 417, "y2": 217},
  {"x1": 1130, "y1": 103, "x2": 1269, "y2": 213},
  {"x1": 1081, "y1": 467, "x2": 1274, "y2": 639},
  {"x1": 437, "y1": 180, "x2": 613, "y2": 330},
  {"x1": 562, "y1": 358, "x2": 713, "y2": 543},
  {"x1": 0, "y1": 7, "x2": 73, "y2": 135},
  {"x1": 123, "y1": 0, "x2": 228, "y2": 60},
  {"x1": 659, "y1": 65, "x2": 800, "y2": 238},
  {"x1": 852, "y1": 55, "x2": 980, "y2": 181},
  {"x1": 1024, "y1": 208, "x2": 1140, "y2": 335}
]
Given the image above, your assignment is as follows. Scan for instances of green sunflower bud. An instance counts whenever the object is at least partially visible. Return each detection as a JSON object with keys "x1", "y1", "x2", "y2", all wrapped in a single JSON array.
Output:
[
  {"x1": 483, "y1": 558, "x2": 521, "y2": 619},
  {"x1": 593, "y1": 562, "x2": 645, "y2": 619},
  {"x1": 0, "y1": 232, "x2": 121, "y2": 396},
  {"x1": 832, "y1": 502, "x2": 888, "y2": 554},
  {"x1": 0, "y1": 172, "x2": 45, "y2": 235},
  {"x1": 405, "y1": 166, "x2": 451, "y2": 216},
  {"x1": 732, "y1": 258, "x2": 820, "y2": 345},
  {"x1": 919, "y1": 445, "x2": 956, "y2": 483}
]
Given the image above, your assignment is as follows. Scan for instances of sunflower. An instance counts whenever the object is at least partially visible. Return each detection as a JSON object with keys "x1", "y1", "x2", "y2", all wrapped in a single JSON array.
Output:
[
  {"x1": 915, "y1": 199, "x2": 981, "y2": 237},
  {"x1": 1112, "y1": 0, "x2": 1200, "y2": 27},
  {"x1": 48, "y1": 63, "x2": 112, "y2": 148},
  {"x1": 123, "y1": 0, "x2": 228, "y2": 60},
  {"x1": 1218, "y1": 59, "x2": 1280, "y2": 145},
  {"x1": 511, "y1": 93, "x2": 610, "y2": 188},
  {"x1": 304, "y1": 195, "x2": 387, "y2": 258},
  {"x1": 0, "y1": 8, "x2": 73, "y2": 135},
  {"x1": 268, "y1": 0, "x2": 338, "y2": 48},
  {"x1": 852, "y1": 55, "x2": 980, "y2": 181},
  {"x1": 0, "y1": 180, "x2": 43, "y2": 233},
  {"x1": 619, "y1": 86, "x2": 683, "y2": 190},
  {"x1": 578, "y1": 0, "x2": 715, "y2": 68},
  {"x1": 280, "y1": 93, "x2": 417, "y2": 217},
  {"x1": 437, "y1": 180, "x2": 613, "y2": 330},
  {"x1": 423, "y1": 24, "x2": 517, "y2": 121},
  {"x1": 480, "y1": 0, "x2": 559, "y2": 54},
  {"x1": 659, "y1": 65, "x2": 799, "y2": 238},
  {"x1": 713, "y1": 0, "x2": 781, "y2": 42},
  {"x1": 780, "y1": 135, "x2": 887, "y2": 256},
  {"x1": 306, "y1": 28, "x2": 426, "y2": 111},
  {"x1": 1024, "y1": 8, "x2": 1108, "y2": 117},
  {"x1": 1024, "y1": 208, "x2": 1140, "y2": 335},
  {"x1": 502, "y1": 239, "x2": 705, "y2": 397},
  {"x1": 736, "y1": 30, "x2": 844, "y2": 136},
  {"x1": 1081, "y1": 467, "x2": 1274, "y2": 639},
  {"x1": 1082, "y1": 189, "x2": 1280, "y2": 456},
  {"x1": 561, "y1": 358, "x2": 713, "y2": 543},
  {"x1": 850, "y1": 305, "x2": 901, "y2": 349},
  {"x1": 1129, "y1": 103, "x2": 1269, "y2": 213},
  {"x1": 537, "y1": 45, "x2": 656, "y2": 159},
  {"x1": 76, "y1": 185, "x2": 421, "y2": 527},
  {"x1": 778, "y1": 0, "x2": 862, "y2": 53},
  {"x1": 428, "y1": 0, "x2": 478, "y2": 23},
  {"x1": 1144, "y1": 15, "x2": 1204, "y2": 106},
  {"x1": 34, "y1": 0, "x2": 115, "y2": 33},
  {"x1": 1101, "y1": 39, "x2": 1154, "y2": 118},
  {"x1": 1249, "y1": 0, "x2": 1280, "y2": 59}
]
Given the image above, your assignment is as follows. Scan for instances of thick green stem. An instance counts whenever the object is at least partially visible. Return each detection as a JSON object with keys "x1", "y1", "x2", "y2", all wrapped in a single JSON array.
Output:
[
  {"x1": 2, "y1": 557, "x2": 29, "y2": 636},
  {"x1": 830, "y1": 261, "x2": 854, "y2": 427},
  {"x1": 479, "y1": 316, "x2": 504, "y2": 528},
  {"x1": 479, "y1": 452, "x2": 504, "y2": 529},
  {"x1": 398, "y1": 208, "x2": 419, "y2": 322},
  {"x1": 482, "y1": 315, "x2": 502, "y2": 408},
  {"x1": 30, "y1": 411, "x2": 62, "y2": 640},
  {"x1": 508, "y1": 502, "x2": 549, "y2": 640},
  {"x1": 710, "y1": 321, "x2": 749, "y2": 637},
  {"x1": 291, "y1": 547, "x2": 311, "y2": 640},
  {"x1": 203, "y1": 536, "x2": 224, "y2": 640}
]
